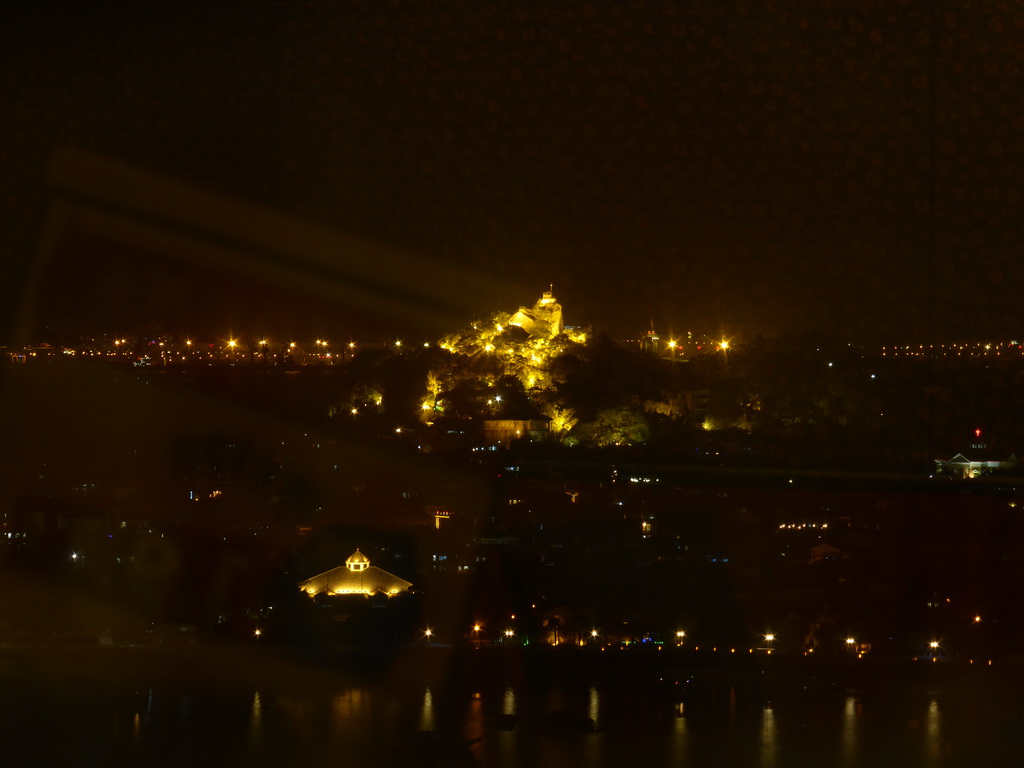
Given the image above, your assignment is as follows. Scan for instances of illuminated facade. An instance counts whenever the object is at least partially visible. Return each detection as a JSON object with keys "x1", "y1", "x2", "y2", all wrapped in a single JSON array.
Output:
[
  {"x1": 639, "y1": 327, "x2": 660, "y2": 354},
  {"x1": 509, "y1": 288, "x2": 564, "y2": 339},
  {"x1": 298, "y1": 549, "x2": 413, "y2": 597},
  {"x1": 934, "y1": 429, "x2": 1019, "y2": 479},
  {"x1": 482, "y1": 418, "x2": 550, "y2": 446},
  {"x1": 933, "y1": 452, "x2": 1018, "y2": 479}
]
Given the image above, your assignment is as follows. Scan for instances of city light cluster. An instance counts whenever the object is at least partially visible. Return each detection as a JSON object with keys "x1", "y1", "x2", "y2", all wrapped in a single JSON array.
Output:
[{"x1": 882, "y1": 342, "x2": 1024, "y2": 358}]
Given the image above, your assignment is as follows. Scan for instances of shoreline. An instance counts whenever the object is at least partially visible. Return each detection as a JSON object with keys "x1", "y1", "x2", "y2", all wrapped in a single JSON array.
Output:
[{"x1": 1, "y1": 642, "x2": 1017, "y2": 696}]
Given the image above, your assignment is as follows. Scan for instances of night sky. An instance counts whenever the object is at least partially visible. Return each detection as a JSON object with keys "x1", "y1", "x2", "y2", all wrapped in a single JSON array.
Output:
[{"x1": 4, "y1": 1, "x2": 1024, "y2": 343}]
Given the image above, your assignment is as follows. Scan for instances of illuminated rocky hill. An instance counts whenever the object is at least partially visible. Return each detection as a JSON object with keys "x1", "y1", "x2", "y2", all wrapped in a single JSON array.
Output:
[{"x1": 425, "y1": 288, "x2": 589, "y2": 438}]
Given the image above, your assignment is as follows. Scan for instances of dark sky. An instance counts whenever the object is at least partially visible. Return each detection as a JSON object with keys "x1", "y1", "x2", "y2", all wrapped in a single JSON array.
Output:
[{"x1": 3, "y1": 1, "x2": 1024, "y2": 343}]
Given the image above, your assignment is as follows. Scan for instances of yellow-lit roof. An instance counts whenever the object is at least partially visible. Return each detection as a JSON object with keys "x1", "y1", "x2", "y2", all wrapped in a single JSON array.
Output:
[
  {"x1": 298, "y1": 556, "x2": 413, "y2": 597},
  {"x1": 345, "y1": 548, "x2": 370, "y2": 566}
]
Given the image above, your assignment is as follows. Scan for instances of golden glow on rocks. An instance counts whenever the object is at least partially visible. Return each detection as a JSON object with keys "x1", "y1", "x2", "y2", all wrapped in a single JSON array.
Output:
[
  {"x1": 543, "y1": 405, "x2": 578, "y2": 436},
  {"x1": 423, "y1": 288, "x2": 591, "y2": 441}
]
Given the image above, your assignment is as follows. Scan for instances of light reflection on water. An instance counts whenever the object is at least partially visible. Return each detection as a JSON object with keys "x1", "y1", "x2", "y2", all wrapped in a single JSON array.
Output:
[
  {"x1": 760, "y1": 704, "x2": 777, "y2": 768},
  {"x1": 418, "y1": 685, "x2": 434, "y2": 732},
  {"x1": 20, "y1": 673, "x2": 1021, "y2": 767},
  {"x1": 926, "y1": 697, "x2": 942, "y2": 765},
  {"x1": 841, "y1": 695, "x2": 858, "y2": 766},
  {"x1": 249, "y1": 690, "x2": 262, "y2": 747},
  {"x1": 464, "y1": 691, "x2": 485, "y2": 746},
  {"x1": 583, "y1": 684, "x2": 600, "y2": 767},
  {"x1": 502, "y1": 685, "x2": 515, "y2": 716},
  {"x1": 671, "y1": 703, "x2": 689, "y2": 764},
  {"x1": 229, "y1": 682, "x2": 1022, "y2": 767}
]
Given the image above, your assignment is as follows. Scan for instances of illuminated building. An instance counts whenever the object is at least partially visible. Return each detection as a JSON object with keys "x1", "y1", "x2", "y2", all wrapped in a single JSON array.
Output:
[
  {"x1": 934, "y1": 429, "x2": 1019, "y2": 479},
  {"x1": 933, "y1": 452, "x2": 1019, "y2": 479},
  {"x1": 810, "y1": 542, "x2": 842, "y2": 563},
  {"x1": 508, "y1": 287, "x2": 564, "y2": 339},
  {"x1": 482, "y1": 418, "x2": 550, "y2": 447},
  {"x1": 640, "y1": 326, "x2": 660, "y2": 354},
  {"x1": 298, "y1": 549, "x2": 413, "y2": 597}
]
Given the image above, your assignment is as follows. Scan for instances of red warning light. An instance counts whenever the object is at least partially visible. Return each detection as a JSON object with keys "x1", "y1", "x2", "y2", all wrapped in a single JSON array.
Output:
[{"x1": 975, "y1": 428, "x2": 982, "y2": 438}]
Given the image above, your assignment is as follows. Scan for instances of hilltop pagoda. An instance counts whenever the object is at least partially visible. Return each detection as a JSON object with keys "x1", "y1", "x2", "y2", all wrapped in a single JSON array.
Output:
[{"x1": 508, "y1": 286, "x2": 564, "y2": 339}]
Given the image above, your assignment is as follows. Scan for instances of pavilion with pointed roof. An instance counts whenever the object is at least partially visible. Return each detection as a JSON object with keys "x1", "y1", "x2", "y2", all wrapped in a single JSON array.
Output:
[{"x1": 298, "y1": 549, "x2": 413, "y2": 598}]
